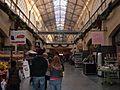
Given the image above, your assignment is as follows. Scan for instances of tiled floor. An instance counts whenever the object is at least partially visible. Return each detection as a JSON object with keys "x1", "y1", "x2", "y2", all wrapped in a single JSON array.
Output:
[{"x1": 20, "y1": 63, "x2": 120, "y2": 90}]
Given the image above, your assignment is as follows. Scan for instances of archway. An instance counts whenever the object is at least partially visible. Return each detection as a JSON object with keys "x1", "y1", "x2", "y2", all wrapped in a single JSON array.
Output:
[{"x1": 0, "y1": 29, "x2": 6, "y2": 49}]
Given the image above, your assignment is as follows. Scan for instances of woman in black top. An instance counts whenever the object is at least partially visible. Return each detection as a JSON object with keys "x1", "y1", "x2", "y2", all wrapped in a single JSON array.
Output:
[{"x1": 6, "y1": 61, "x2": 21, "y2": 90}]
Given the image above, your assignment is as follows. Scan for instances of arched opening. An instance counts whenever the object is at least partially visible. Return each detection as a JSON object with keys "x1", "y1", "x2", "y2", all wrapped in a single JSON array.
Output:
[
  {"x1": 86, "y1": 39, "x2": 92, "y2": 52},
  {"x1": 0, "y1": 29, "x2": 6, "y2": 49},
  {"x1": 25, "y1": 39, "x2": 32, "y2": 50}
]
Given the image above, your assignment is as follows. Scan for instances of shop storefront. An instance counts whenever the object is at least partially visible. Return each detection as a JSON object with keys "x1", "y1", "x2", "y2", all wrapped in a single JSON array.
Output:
[
  {"x1": 111, "y1": 27, "x2": 120, "y2": 77},
  {"x1": 112, "y1": 25, "x2": 120, "y2": 65},
  {"x1": 0, "y1": 31, "x2": 9, "y2": 83}
]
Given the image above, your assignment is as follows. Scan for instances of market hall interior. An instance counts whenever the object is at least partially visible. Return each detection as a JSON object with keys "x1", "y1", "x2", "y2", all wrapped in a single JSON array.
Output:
[{"x1": 0, "y1": 0, "x2": 120, "y2": 90}]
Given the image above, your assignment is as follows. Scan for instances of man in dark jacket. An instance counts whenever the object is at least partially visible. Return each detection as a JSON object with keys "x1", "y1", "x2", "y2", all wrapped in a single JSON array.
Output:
[{"x1": 31, "y1": 48, "x2": 48, "y2": 90}]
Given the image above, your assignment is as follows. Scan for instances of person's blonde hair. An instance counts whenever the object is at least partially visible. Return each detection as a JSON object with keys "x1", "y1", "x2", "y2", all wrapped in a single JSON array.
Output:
[{"x1": 51, "y1": 56, "x2": 61, "y2": 67}]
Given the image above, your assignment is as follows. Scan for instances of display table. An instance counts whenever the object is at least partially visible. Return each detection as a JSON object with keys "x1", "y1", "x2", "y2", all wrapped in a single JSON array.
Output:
[
  {"x1": 83, "y1": 63, "x2": 97, "y2": 75},
  {"x1": 98, "y1": 66, "x2": 119, "y2": 85}
]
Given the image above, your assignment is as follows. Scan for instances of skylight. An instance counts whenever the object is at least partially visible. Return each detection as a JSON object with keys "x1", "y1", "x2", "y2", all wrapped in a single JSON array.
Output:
[{"x1": 53, "y1": 0, "x2": 67, "y2": 31}]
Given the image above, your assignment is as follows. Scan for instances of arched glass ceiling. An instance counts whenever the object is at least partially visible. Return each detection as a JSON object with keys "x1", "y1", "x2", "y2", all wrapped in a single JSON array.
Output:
[
  {"x1": 53, "y1": 0, "x2": 67, "y2": 31},
  {"x1": 31, "y1": 0, "x2": 87, "y2": 43},
  {"x1": 34, "y1": 0, "x2": 86, "y2": 32}
]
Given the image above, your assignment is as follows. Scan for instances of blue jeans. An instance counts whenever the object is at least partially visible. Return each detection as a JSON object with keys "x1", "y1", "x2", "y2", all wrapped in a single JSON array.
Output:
[
  {"x1": 32, "y1": 76, "x2": 45, "y2": 90},
  {"x1": 49, "y1": 79, "x2": 62, "y2": 90}
]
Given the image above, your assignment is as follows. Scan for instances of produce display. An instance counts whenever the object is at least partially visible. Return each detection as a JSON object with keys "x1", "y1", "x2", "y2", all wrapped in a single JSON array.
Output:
[
  {"x1": 0, "y1": 50, "x2": 24, "y2": 76},
  {"x1": 0, "y1": 62, "x2": 8, "y2": 70},
  {"x1": 98, "y1": 65, "x2": 119, "y2": 85},
  {"x1": 0, "y1": 62, "x2": 8, "y2": 76}
]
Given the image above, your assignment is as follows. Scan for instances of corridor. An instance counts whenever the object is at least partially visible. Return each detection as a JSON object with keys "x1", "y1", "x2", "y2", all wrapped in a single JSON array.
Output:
[
  {"x1": 0, "y1": 0, "x2": 120, "y2": 90},
  {"x1": 20, "y1": 63, "x2": 120, "y2": 90}
]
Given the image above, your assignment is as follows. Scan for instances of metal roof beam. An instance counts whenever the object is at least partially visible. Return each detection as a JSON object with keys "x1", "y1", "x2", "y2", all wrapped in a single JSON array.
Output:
[
  {"x1": 66, "y1": 10, "x2": 80, "y2": 17},
  {"x1": 46, "y1": 42, "x2": 74, "y2": 45},
  {"x1": 64, "y1": 0, "x2": 78, "y2": 29},
  {"x1": 37, "y1": 31, "x2": 81, "y2": 34},
  {"x1": 67, "y1": 0, "x2": 83, "y2": 8},
  {"x1": 36, "y1": 1, "x2": 53, "y2": 8},
  {"x1": 40, "y1": 0, "x2": 56, "y2": 30}
]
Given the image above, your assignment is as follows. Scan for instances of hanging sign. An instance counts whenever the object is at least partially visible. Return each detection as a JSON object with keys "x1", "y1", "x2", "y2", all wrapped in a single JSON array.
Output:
[
  {"x1": 91, "y1": 31, "x2": 104, "y2": 45},
  {"x1": 11, "y1": 30, "x2": 26, "y2": 44}
]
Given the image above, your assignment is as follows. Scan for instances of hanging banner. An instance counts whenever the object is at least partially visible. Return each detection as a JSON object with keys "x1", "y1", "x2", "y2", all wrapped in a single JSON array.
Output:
[
  {"x1": 11, "y1": 30, "x2": 26, "y2": 44},
  {"x1": 91, "y1": 31, "x2": 104, "y2": 45}
]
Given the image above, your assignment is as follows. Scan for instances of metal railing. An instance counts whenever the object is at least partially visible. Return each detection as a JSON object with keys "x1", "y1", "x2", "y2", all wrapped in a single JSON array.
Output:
[
  {"x1": 1, "y1": 0, "x2": 38, "y2": 32},
  {"x1": 73, "y1": 0, "x2": 116, "y2": 43},
  {"x1": 80, "y1": 0, "x2": 115, "y2": 32}
]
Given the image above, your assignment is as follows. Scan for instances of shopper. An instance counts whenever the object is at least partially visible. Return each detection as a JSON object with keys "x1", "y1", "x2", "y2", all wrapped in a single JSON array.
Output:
[
  {"x1": 43, "y1": 53, "x2": 50, "y2": 90},
  {"x1": 26, "y1": 50, "x2": 37, "y2": 85},
  {"x1": 49, "y1": 52, "x2": 63, "y2": 90},
  {"x1": 6, "y1": 61, "x2": 21, "y2": 90},
  {"x1": 54, "y1": 52, "x2": 64, "y2": 72},
  {"x1": 31, "y1": 48, "x2": 48, "y2": 90}
]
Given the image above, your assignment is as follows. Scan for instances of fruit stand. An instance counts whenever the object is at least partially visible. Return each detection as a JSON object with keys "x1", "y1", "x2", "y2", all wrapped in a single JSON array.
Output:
[
  {"x1": 0, "y1": 62, "x2": 8, "y2": 78},
  {"x1": 0, "y1": 50, "x2": 10, "y2": 81},
  {"x1": 0, "y1": 50, "x2": 24, "y2": 79}
]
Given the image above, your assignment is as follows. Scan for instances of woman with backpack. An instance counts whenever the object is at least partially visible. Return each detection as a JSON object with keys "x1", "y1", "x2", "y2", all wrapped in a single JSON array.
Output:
[{"x1": 49, "y1": 52, "x2": 64, "y2": 90}]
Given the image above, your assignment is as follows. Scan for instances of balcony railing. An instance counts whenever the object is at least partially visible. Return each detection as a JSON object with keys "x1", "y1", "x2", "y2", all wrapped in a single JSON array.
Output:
[
  {"x1": 0, "y1": 0, "x2": 38, "y2": 32},
  {"x1": 74, "y1": 0, "x2": 118, "y2": 43},
  {"x1": 80, "y1": 0, "x2": 115, "y2": 32}
]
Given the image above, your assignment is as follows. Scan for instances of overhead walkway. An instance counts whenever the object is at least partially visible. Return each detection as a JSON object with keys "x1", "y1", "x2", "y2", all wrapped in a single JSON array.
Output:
[{"x1": 20, "y1": 63, "x2": 120, "y2": 90}]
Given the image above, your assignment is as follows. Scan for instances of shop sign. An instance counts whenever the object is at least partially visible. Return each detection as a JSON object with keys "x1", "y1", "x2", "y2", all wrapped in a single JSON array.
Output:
[
  {"x1": 91, "y1": 31, "x2": 104, "y2": 45},
  {"x1": 11, "y1": 30, "x2": 26, "y2": 44}
]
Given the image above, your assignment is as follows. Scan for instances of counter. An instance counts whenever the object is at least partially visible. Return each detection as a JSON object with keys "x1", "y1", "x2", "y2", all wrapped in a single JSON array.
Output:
[{"x1": 83, "y1": 63, "x2": 97, "y2": 75}]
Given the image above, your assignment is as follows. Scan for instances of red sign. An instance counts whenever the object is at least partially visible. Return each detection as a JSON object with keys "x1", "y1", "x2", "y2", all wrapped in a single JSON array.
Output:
[{"x1": 11, "y1": 31, "x2": 26, "y2": 44}]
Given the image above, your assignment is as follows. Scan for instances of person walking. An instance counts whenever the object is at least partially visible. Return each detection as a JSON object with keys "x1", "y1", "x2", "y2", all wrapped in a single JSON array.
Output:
[
  {"x1": 31, "y1": 48, "x2": 48, "y2": 90},
  {"x1": 6, "y1": 61, "x2": 21, "y2": 90},
  {"x1": 43, "y1": 53, "x2": 50, "y2": 90},
  {"x1": 26, "y1": 50, "x2": 37, "y2": 85},
  {"x1": 49, "y1": 52, "x2": 64, "y2": 90}
]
